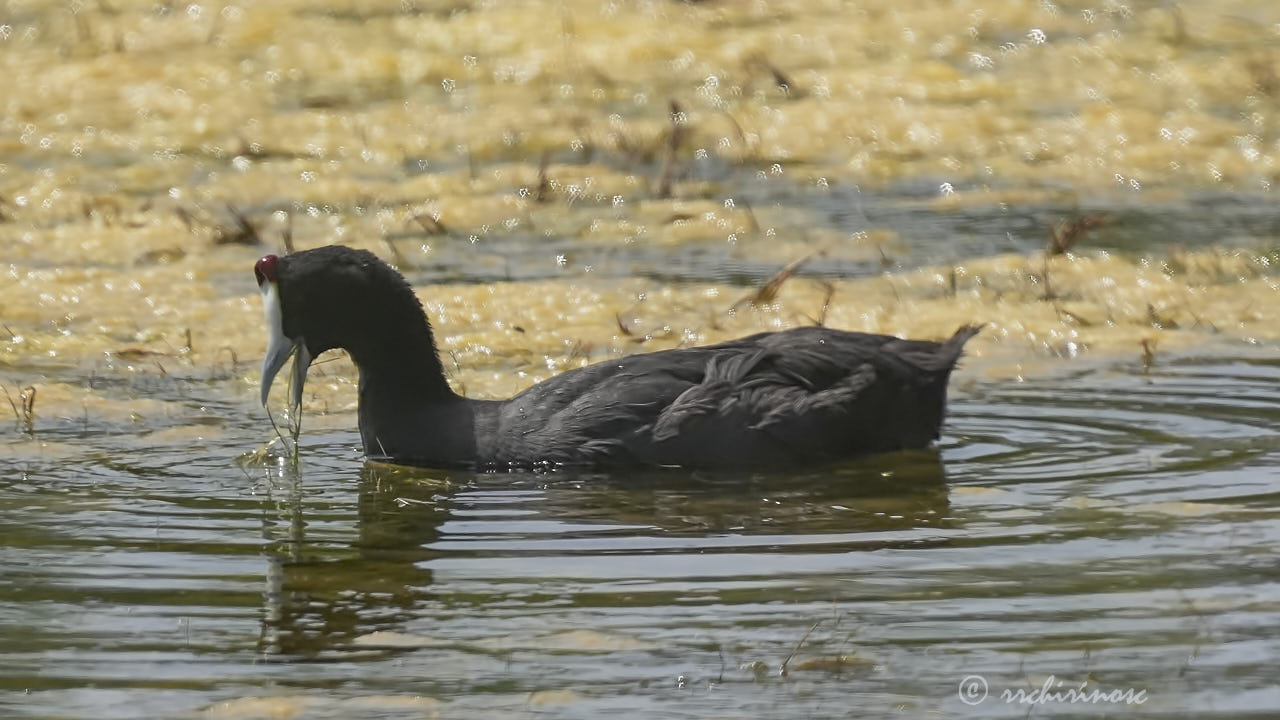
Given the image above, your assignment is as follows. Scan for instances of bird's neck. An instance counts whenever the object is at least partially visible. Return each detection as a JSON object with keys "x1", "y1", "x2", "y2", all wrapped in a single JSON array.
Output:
[
  {"x1": 351, "y1": 315, "x2": 453, "y2": 401},
  {"x1": 350, "y1": 312, "x2": 478, "y2": 465},
  {"x1": 334, "y1": 275, "x2": 454, "y2": 399}
]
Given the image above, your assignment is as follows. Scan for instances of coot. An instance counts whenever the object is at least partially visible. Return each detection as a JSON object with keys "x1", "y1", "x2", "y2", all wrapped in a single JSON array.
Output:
[{"x1": 256, "y1": 245, "x2": 979, "y2": 469}]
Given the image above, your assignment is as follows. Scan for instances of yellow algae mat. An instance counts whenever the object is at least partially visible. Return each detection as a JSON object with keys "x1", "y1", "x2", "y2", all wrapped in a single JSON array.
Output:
[{"x1": 1, "y1": 0, "x2": 1278, "y2": 422}]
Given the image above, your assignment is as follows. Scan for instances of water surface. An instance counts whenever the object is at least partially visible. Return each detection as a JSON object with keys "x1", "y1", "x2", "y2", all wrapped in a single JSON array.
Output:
[
  {"x1": 1, "y1": 353, "x2": 1278, "y2": 718},
  {"x1": 3, "y1": 0, "x2": 1280, "y2": 717}
]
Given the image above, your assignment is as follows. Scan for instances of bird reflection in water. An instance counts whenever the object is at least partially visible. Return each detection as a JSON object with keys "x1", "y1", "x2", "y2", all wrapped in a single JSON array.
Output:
[{"x1": 253, "y1": 450, "x2": 952, "y2": 658}]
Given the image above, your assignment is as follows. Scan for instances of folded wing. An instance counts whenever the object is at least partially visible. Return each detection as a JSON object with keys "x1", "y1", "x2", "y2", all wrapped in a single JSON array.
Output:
[{"x1": 492, "y1": 325, "x2": 978, "y2": 467}]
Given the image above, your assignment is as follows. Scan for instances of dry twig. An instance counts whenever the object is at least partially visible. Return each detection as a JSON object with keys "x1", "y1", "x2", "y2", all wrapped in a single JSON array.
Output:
[
  {"x1": 746, "y1": 53, "x2": 801, "y2": 97},
  {"x1": 655, "y1": 101, "x2": 686, "y2": 199},
  {"x1": 535, "y1": 150, "x2": 552, "y2": 203},
  {"x1": 20, "y1": 386, "x2": 35, "y2": 433},
  {"x1": 730, "y1": 250, "x2": 827, "y2": 312},
  {"x1": 1048, "y1": 214, "x2": 1109, "y2": 256},
  {"x1": 212, "y1": 204, "x2": 261, "y2": 245},
  {"x1": 780, "y1": 620, "x2": 822, "y2": 677}
]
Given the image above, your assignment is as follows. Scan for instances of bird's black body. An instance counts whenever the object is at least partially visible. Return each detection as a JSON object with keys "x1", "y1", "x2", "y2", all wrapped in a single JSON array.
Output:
[{"x1": 260, "y1": 245, "x2": 979, "y2": 470}]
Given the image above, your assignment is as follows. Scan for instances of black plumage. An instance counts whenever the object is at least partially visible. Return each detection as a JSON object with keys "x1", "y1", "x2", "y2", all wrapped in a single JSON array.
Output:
[{"x1": 258, "y1": 245, "x2": 979, "y2": 469}]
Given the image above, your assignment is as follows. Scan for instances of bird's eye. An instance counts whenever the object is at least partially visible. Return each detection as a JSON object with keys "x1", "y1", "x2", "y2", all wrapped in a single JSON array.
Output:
[{"x1": 254, "y1": 255, "x2": 279, "y2": 286}]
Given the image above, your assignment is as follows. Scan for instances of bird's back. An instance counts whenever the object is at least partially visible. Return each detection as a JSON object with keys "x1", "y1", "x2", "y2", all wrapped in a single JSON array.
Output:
[{"x1": 479, "y1": 325, "x2": 979, "y2": 468}]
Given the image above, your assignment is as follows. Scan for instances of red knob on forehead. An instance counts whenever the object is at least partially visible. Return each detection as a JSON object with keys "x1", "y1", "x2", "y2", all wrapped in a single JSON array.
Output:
[{"x1": 254, "y1": 255, "x2": 279, "y2": 286}]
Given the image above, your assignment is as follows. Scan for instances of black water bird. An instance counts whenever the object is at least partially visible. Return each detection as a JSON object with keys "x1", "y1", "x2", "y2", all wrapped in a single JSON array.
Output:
[{"x1": 256, "y1": 245, "x2": 980, "y2": 469}]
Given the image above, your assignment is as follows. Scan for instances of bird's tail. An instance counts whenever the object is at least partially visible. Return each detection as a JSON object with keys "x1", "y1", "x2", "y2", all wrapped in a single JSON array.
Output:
[{"x1": 933, "y1": 324, "x2": 984, "y2": 371}]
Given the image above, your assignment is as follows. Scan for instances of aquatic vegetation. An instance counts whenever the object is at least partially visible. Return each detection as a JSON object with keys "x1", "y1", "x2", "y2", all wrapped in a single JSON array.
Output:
[{"x1": 0, "y1": 1, "x2": 1278, "y2": 715}]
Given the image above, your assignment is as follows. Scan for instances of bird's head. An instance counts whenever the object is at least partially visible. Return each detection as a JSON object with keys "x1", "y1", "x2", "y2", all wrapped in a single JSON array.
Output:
[{"x1": 255, "y1": 245, "x2": 418, "y2": 412}]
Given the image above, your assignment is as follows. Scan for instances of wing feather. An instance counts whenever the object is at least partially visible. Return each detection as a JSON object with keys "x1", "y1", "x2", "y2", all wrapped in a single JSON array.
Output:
[{"x1": 487, "y1": 325, "x2": 978, "y2": 466}]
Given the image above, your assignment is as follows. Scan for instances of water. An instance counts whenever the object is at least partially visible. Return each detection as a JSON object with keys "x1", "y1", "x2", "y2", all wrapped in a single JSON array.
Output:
[
  {"x1": 4, "y1": 0, "x2": 1280, "y2": 716},
  {"x1": 1, "y1": 352, "x2": 1277, "y2": 718}
]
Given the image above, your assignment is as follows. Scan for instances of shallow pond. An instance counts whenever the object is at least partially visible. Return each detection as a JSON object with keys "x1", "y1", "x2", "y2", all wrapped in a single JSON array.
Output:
[
  {"x1": 2, "y1": 353, "x2": 1279, "y2": 718},
  {"x1": 2, "y1": 0, "x2": 1280, "y2": 717}
]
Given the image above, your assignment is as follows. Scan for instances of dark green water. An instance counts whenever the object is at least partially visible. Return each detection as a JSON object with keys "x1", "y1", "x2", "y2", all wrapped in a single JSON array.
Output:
[
  {"x1": 1, "y1": 353, "x2": 1278, "y2": 719},
  {"x1": 4, "y1": 0, "x2": 1280, "y2": 715}
]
